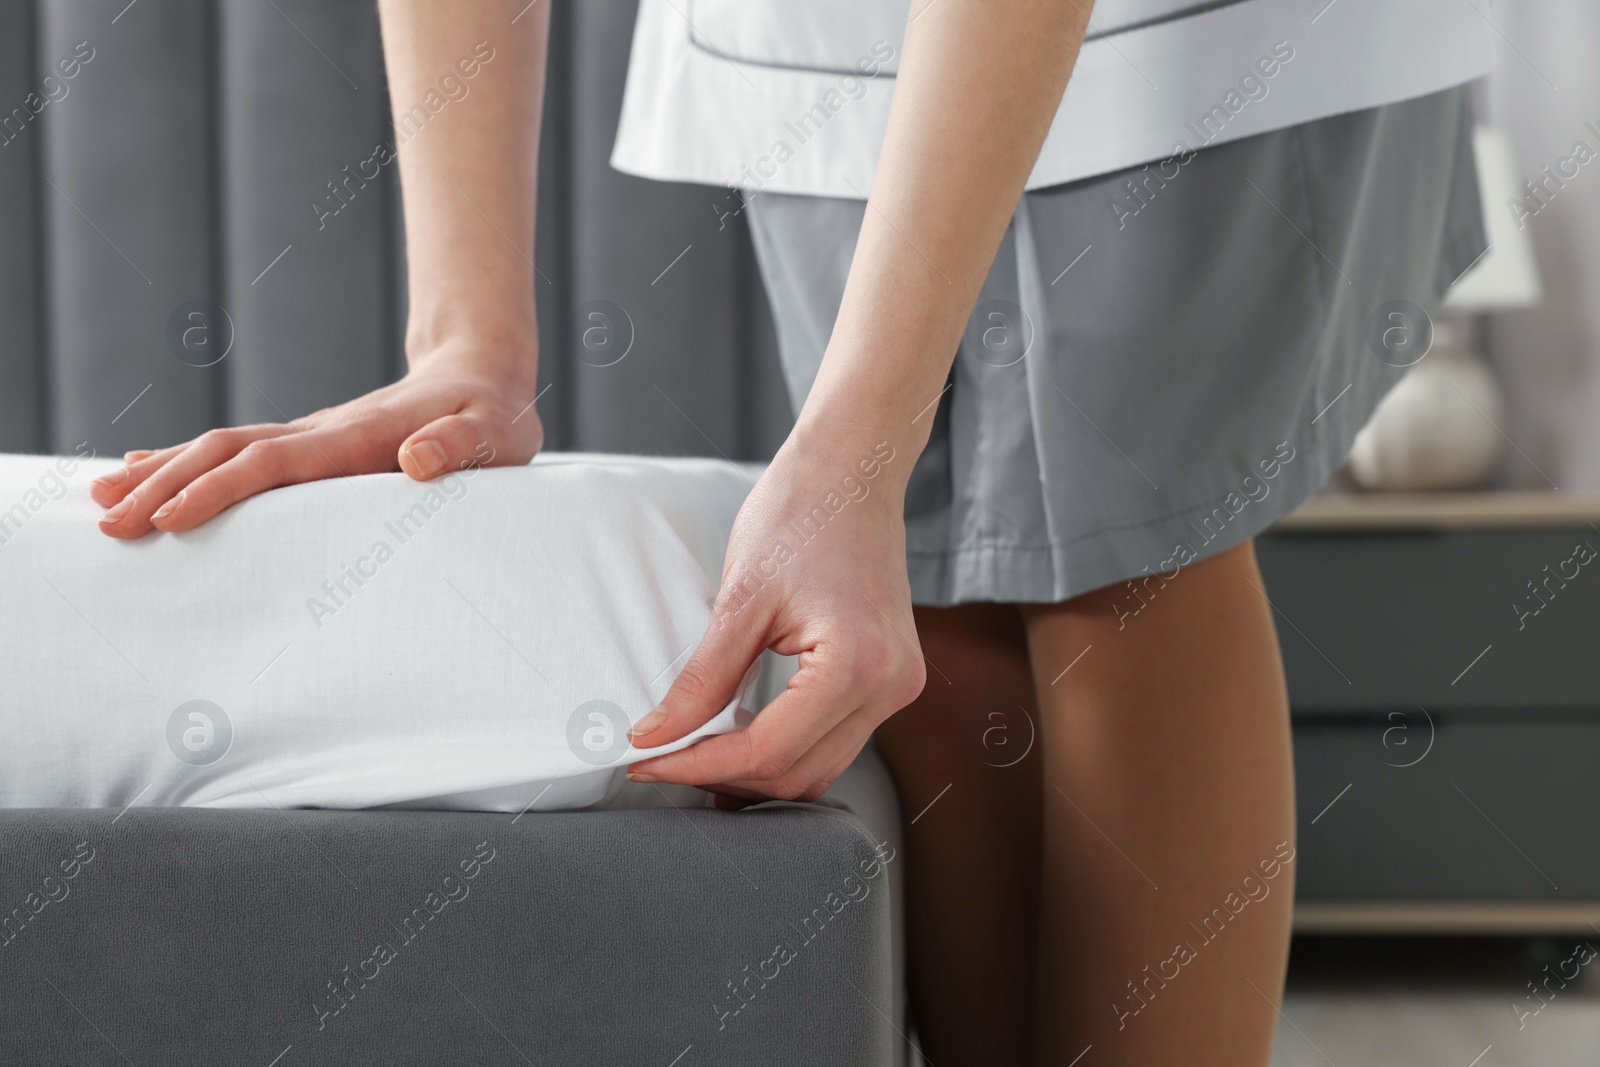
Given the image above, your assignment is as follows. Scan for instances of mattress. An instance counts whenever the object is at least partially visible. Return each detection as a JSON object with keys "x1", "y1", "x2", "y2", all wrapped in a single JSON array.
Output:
[
  {"x1": 0, "y1": 450, "x2": 910, "y2": 1064},
  {"x1": 0, "y1": 451, "x2": 783, "y2": 812}
]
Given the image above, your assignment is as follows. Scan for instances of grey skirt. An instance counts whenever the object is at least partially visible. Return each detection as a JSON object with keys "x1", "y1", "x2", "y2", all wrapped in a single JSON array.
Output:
[{"x1": 746, "y1": 85, "x2": 1486, "y2": 606}]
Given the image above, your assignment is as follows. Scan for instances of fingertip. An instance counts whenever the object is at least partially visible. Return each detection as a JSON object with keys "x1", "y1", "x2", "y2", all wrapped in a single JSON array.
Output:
[
  {"x1": 407, "y1": 410, "x2": 529, "y2": 481},
  {"x1": 88, "y1": 483, "x2": 120, "y2": 509},
  {"x1": 625, "y1": 728, "x2": 749, "y2": 787},
  {"x1": 627, "y1": 711, "x2": 697, "y2": 750},
  {"x1": 626, "y1": 751, "x2": 666, "y2": 780},
  {"x1": 147, "y1": 491, "x2": 190, "y2": 532},
  {"x1": 625, "y1": 707, "x2": 669, "y2": 742},
  {"x1": 97, "y1": 512, "x2": 148, "y2": 540},
  {"x1": 398, "y1": 438, "x2": 447, "y2": 480}
]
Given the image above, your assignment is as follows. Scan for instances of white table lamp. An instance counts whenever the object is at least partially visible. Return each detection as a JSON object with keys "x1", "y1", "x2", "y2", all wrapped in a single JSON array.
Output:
[{"x1": 1348, "y1": 126, "x2": 1544, "y2": 491}]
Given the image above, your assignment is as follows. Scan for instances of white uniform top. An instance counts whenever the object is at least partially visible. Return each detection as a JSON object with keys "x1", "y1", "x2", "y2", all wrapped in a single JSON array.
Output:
[{"x1": 611, "y1": 0, "x2": 1497, "y2": 198}]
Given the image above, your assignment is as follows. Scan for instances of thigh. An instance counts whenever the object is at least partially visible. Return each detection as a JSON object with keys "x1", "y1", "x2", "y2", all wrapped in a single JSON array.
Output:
[
  {"x1": 874, "y1": 601, "x2": 1042, "y2": 1067},
  {"x1": 875, "y1": 602, "x2": 1039, "y2": 792},
  {"x1": 1019, "y1": 539, "x2": 1292, "y2": 804},
  {"x1": 1022, "y1": 539, "x2": 1295, "y2": 1064}
]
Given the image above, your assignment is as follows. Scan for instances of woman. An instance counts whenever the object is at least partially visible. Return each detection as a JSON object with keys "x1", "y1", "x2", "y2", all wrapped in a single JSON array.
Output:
[{"x1": 89, "y1": 1, "x2": 1492, "y2": 1063}]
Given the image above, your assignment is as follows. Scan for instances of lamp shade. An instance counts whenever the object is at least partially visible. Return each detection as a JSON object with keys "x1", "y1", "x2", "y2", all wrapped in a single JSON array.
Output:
[{"x1": 1443, "y1": 125, "x2": 1544, "y2": 312}]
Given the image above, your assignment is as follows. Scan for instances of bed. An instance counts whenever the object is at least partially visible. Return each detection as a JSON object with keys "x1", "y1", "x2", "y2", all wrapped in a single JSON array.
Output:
[{"x1": 0, "y1": 452, "x2": 909, "y2": 1065}]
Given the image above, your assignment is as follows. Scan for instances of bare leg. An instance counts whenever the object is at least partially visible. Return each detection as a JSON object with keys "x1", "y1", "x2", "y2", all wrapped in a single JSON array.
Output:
[
  {"x1": 1024, "y1": 540, "x2": 1296, "y2": 1066},
  {"x1": 875, "y1": 602, "x2": 1042, "y2": 1067}
]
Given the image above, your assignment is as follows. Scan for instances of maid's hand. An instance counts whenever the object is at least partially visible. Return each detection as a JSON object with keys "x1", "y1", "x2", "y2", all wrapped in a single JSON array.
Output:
[
  {"x1": 89, "y1": 340, "x2": 542, "y2": 539},
  {"x1": 625, "y1": 429, "x2": 927, "y2": 804}
]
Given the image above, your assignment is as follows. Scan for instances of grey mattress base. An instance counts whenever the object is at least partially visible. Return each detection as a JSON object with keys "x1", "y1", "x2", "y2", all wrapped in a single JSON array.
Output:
[{"x1": 0, "y1": 754, "x2": 907, "y2": 1066}]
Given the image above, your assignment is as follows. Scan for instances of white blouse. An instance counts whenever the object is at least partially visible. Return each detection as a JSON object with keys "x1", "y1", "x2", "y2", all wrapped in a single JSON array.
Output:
[{"x1": 611, "y1": 0, "x2": 1496, "y2": 197}]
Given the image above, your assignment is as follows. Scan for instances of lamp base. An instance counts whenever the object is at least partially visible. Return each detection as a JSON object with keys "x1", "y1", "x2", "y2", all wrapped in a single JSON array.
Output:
[{"x1": 1346, "y1": 318, "x2": 1504, "y2": 492}]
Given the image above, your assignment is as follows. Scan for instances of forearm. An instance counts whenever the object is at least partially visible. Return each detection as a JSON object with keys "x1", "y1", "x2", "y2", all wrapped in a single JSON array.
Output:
[
  {"x1": 629, "y1": 2, "x2": 1094, "y2": 800},
  {"x1": 377, "y1": 0, "x2": 549, "y2": 381},
  {"x1": 788, "y1": 0, "x2": 1092, "y2": 469},
  {"x1": 96, "y1": 2, "x2": 551, "y2": 536}
]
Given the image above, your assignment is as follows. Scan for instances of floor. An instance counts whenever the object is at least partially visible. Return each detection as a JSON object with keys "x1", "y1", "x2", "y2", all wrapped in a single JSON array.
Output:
[
  {"x1": 903, "y1": 937, "x2": 1600, "y2": 1065},
  {"x1": 1270, "y1": 938, "x2": 1600, "y2": 1067}
]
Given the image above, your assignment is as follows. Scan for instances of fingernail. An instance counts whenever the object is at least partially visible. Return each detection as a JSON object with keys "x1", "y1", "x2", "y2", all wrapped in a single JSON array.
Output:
[
  {"x1": 124, "y1": 450, "x2": 153, "y2": 463},
  {"x1": 93, "y1": 469, "x2": 128, "y2": 489},
  {"x1": 99, "y1": 496, "x2": 134, "y2": 524},
  {"x1": 405, "y1": 440, "x2": 446, "y2": 478},
  {"x1": 626, "y1": 771, "x2": 658, "y2": 783},
  {"x1": 152, "y1": 491, "x2": 185, "y2": 521},
  {"x1": 628, "y1": 709, "x2": 667, "y2": 738}
]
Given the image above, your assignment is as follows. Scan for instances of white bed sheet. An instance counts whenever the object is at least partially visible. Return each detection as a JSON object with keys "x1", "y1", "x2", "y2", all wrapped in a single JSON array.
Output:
[{"x1": 0, "y1": 450, "x2": 774, "y2": 812}]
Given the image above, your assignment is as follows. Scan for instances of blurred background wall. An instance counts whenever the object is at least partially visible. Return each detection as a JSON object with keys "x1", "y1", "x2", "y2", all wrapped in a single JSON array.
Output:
[
  {"x1": 1483, "y1": 1, "x2": 1600, "y2": 492},
  {"x1": 0, "y1": 0, "x2": 794, "y2": 462}
]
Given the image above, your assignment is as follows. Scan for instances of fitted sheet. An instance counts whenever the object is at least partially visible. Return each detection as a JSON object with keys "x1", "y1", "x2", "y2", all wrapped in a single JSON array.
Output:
[{"x1": 0, "y1": 450, "x2": 781, "y2": 812}]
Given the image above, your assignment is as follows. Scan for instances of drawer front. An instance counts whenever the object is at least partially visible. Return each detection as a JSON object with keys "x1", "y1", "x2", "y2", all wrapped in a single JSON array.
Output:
[
  {"x1": 1256, "y1": 529, "x2": 1600, "y2": 712},
  {"x1": 1293, "y1": 715, "x2": 1600, "y2": 899}
]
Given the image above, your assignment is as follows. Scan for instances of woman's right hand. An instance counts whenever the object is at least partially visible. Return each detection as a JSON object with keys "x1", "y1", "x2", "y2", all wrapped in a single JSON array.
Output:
[
  {"x1": 90, "y1": 341, "x2": 543, "y2": 538},
  {"x1": 90, "y1": 0, "x2": 556, "y2": 540}
]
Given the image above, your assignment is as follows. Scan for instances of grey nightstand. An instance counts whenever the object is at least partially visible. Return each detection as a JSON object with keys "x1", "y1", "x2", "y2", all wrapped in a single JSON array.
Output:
[{"x1": 1257, "y1": 492, "x2": 1600, "y2": 934}]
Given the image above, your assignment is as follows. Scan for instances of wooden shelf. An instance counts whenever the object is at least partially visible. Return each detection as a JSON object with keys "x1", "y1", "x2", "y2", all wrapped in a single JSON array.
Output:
[
  {"x1": 1295, "y1": 899, "x2": 1600, "y2": 935},
  {"x1": 1274, "y1": 491, "x2": 1600, "y2": 531}
]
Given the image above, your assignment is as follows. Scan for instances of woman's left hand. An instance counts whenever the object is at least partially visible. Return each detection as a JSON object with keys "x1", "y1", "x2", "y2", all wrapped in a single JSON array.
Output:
[
  {"x1": 629, "y1": 0, "x2": 1093, "y2": 803},
  {"x1": 625, "y1": 431, "x2": 927, "y2": 803}
]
